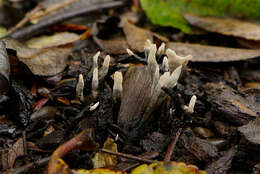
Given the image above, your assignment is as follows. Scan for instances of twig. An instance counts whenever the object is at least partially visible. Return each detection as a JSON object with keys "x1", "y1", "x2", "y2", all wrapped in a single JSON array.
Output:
[
  {"x1": 8, "y1": 1, "x2": 124, "y2": 39},
  {"x1": 29, "y1": 0, "x2": 78, "y2": 21},
  {"x1": 101, "y1": 149, "x2": 156, "y2": 164},
  {"x1": 163, "y1": 128, "x2": 182, "y2": 162},
  {"x1": 4, "y1": 157, "x2": 50, "y2": 174},
  {"x1": 6, "y1": 5, "x2": 42, "y2": 35}
]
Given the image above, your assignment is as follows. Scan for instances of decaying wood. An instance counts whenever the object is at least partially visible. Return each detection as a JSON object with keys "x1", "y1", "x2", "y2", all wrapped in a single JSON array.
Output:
[
  {"x1": 204, "y1": 83, "x2": 259, "y2": 125},
  {"x1": 118, "y1": 65, "x2": 152, "y2": 135},
  {"x1": 206, "y1": 147, "x2": 236, "y2": 174}
]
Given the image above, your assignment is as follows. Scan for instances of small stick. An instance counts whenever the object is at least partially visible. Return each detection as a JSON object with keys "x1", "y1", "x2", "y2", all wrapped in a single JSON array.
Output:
[
  {"x1": 100, "y1": 149, "x2": 156, "y2": 164},
  {"x1": 9, "y1": 1, "x2": 124, "y2": 39},
  {"x1": 4, "y1": 157, "x2": 50, "y2": 174},
  {"x1": 6, "y1": 5, "x2": 42, "y2": 35},
  {"x1": 164, "y1": 128, "x2": 182, "y2": 162}
]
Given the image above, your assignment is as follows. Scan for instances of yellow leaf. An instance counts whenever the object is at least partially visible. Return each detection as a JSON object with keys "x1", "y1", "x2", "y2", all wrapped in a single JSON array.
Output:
[
  {"x1": 0, "y1": 26, "x2": 7, "y2": 38},
  {"x1": 92, "y1": 138, "x2": 118, "y2": 168}
]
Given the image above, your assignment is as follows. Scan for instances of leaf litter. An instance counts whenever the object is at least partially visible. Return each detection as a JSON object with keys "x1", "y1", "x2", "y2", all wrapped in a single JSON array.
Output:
[{"x1": 0, "y1": 1, "x2": 260, "y2": 174}]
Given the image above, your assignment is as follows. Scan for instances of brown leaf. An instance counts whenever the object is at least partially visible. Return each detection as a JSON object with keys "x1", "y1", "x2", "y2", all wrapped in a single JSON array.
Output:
[
  {"x1": 167, "y1": 42, "x2": 260, "y2": 62},
  {"x1": 26, "y1": 32, "x2": 80, "y2": 48},
  {"x1": 2, "y1": 37, "x2": 71, "y2": 76},
  {"x1": 123, "y1": 19, "x2": 153, "y2": 52},
  {"x1": 185, "y1": 14, "x2": 260, "y2": 40},
  {"x1": 2, "y1": 138, "x2": 26, "y2": 170},
  {"x1": 93, "y1": 36, "x2": 129, "y2": 54}
]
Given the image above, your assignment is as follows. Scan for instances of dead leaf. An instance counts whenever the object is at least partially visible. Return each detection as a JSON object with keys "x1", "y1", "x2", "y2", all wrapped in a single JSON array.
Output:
[
  {"x1": 2, "y1": 138, "x2": 26, "y2": 170},
  {"x1": 94, "y1": 36, "x2": 128, "y2": 54},
  {"x1": 123, "y1": 19, "x2": 153, "y2": 52},
  {"x1": 92, "y1": 138, "x2": 118, "y2": 168},
  {"x1": 167, "y1": 42, "x2": 260, "y2": 62},
  {"x1": 2, "y1": 37, "x2": 71, "y2": 76},
  {"x1": 238, "y1": 119, "x2": 260, "y2": 145},
  {"x1": 26, "y1": 32, "x2": 80, "y2": 48},
  {"x1": 185, "y1": 14, "x2": 260, "y2": 40}
]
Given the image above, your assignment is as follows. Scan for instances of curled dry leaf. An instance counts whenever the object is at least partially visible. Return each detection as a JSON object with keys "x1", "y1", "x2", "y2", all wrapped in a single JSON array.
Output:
[
  {"x1": 185, "y1": 14, "x2": 260, "y2": 41},
  {"x1": 2, "y1": 138, "x2": 26, "y2": 170},
  {"x1": 167, "y1": 42, "x2": 260, "y2": 62},
  {"x1": 2, "y1": 37, "x2": 71, "y2": 76},
  {"x1": 26, "y1": 32, "x2": 80, "y2": 48}
]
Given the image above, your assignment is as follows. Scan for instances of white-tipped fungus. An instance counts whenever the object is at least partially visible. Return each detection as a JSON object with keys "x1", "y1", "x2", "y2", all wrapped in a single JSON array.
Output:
[
  {"x1": 76, "y1": 74, "x2": 85, "y2": 102},
  {"x1": 144, "y1": 39, "x2": 153, "y2": 51},
  {"x1": 166, "y1": 48, "x2": 192, "y2": 71},
  {"x1": 93, "y1": 51, "x2": 100, "y2": 69},
  {"x1": 99, "y1": 55, "x2": 110, "y2": 80},
  {"x1": 157, "y1": 42, "x2": 165, "y2": 56},
  {"x1": 150, "y1": 72, "x2": 170, "y2": 107},
  {"x1": 151, "y1": 64, "x2": 159, "y2": 95},
  {"x1": 113, "y1": 71, "x2": 123, "y2": 101},
  {"x1": 162, "y1": 56, "x2": 169, "y2": 72},
  {"x1": 183, "y1": 95, "x2": 197, "y2": 114},
  {"x1": 90, "y1": 102, "x2": 100, "y2": 111},
  {"x1": 167, "y1": 65, "x2": 182, "y2": 88},
  {"x1": 147, "y1": 44, "x2": 158, "y2": 75},
  {"x1": 92, "y1": 67, "x2": 99, "y2": 98},
  {"x1": 126, "y1": 48, "x2": 134, "y2": 56}
]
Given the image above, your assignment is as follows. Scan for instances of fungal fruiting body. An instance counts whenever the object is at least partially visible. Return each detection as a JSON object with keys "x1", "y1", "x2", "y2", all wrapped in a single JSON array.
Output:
[
  {"x1": 113, "y1": 71, "x2": 123, "y2": 102},
  {"x1": 91, "y1": 51, "x2": 111, "y2": 98},
  {"x1": 99, "y1": 55, "x2": 110, "y2": 81},
  {"x1": 166, "y1": 48, "x2": 192, "y2": 70},
  {"x1": 183, "y1": 95, "x2": 197, "y2": 114},
  {"x1": 92, "y1": 67, "x2": 99, "y2": 98},
  {"x1": 76, "y1": 74, "x2": 85, "y2": 102}
]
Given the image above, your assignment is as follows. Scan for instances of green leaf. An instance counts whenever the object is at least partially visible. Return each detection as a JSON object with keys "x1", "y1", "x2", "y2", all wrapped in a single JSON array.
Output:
[{"x1": 140, "y1": 0, "x2": 260, "y2": 33}]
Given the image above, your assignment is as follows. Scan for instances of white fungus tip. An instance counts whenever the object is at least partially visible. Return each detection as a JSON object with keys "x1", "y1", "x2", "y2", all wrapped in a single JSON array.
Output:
[
  {"x1": 162, "y1": 56, "x2": 169, "y2": 72},
  {"x1": 93, "y1": 51, "x2": 100, "y2": 68},
  {"x1": 113, "y1": 71, "x2": 123, "y2": 101},
  {"x1": 157, "y1": 42, "x2": 165, "y2": 56},
  {"x1": 89, "y1": 102, "x2": 99, "y2": 111},
  {"x1": 92, "y1": 67, "x2": 99, "y2": 98},
  {"x1": 126, "y1": 48, "x2": 134, "y2": 56},
  {"x1": 147, "y1": 44, "x2": 158, "y2": 75},
  {"x1": 166, "y1": 48, "x2": 192, "y2": 70},
  {"x1": 184, "y1": 95, "x2": 197, "y2": 114},
  {"x1": 168, "y1": 65, "x2": 182, "y2": 88},
  {"x1": 144, "y1": 39, "x2": 153, "y2": 50},
  {"x1": 76, "y1": 74, "x2": 85, "y2": 102},
  {"x1": 99, "y1": 55, "x2": 110, "y2": 80}
]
